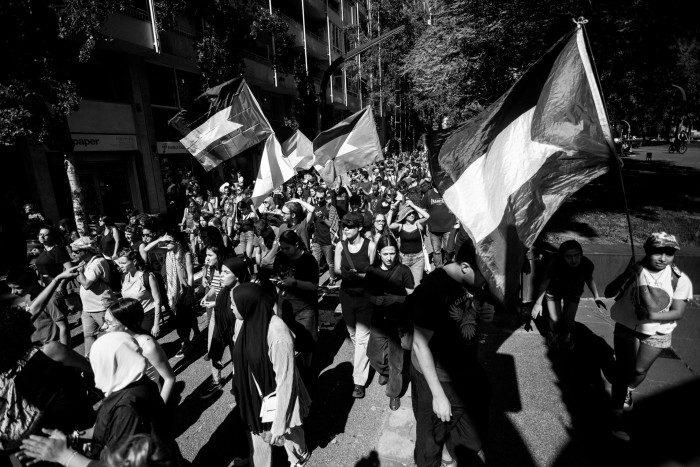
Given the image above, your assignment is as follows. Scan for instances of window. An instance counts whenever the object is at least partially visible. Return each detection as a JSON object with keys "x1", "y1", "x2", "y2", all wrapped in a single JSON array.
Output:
[
  {"x1": 71, "y1": 52, "x2": 131, "y2": 103},
  {"x1": 145, "y1": 64, "x2": 178, "y2": 107}
]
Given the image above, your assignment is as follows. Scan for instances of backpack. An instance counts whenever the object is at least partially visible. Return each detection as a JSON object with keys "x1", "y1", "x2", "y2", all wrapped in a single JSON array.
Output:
[{"x1": 0, "y1": 348, "x2": 43, "y2": 451}]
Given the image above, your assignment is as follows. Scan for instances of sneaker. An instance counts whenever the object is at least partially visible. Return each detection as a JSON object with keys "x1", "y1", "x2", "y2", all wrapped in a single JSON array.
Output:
[
  {"x1": 293, "y1": 450, "x2": 311, "y2": 467},
  {"x1": 377, "y1": 374, "x2": 389, "y2": 386},
  {"x1": 611, "y1": 412, "x2": 630, "y2": 441},
  {"x1": 352, "y1": 384, "x2": 365, "y2": 399},
  {"x1": 623, "y1": 388, "x2": 634, "y2": 411},
  {"x1": 175, "y1": 342, "x2": 190, "y2": 358},
  {"x1": 200, "y1": 379, "x2": 223, "y2": 400},
  {"x1": 389, "y1": 397, "x2": 401, "y2": 411}
]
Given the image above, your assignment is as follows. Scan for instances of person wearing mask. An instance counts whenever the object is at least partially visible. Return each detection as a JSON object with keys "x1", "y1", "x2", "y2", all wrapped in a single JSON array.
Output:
[
  {"x1": 71, "y1": 237, "x2": 118, "y2": 357},
  {"x1": 231, "y1": 283, "x2": 312, "y2": 467},
  {"x1": 334, "y1": 212, "x2": 377, "y2": 398},
  {"x1": 103, "y1": 299, "x2": 176, "y2": 404}
]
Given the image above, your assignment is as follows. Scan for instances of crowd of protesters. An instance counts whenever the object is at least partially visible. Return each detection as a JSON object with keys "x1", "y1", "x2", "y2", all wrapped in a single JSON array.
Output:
[{"x1": 1, "y1": 147, "x2": 693, "y2": 466}]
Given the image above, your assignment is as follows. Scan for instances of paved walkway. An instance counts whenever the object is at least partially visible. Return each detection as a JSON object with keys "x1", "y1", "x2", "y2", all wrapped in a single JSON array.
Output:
[{"x1": 375, "y1": 297, "x2": 700, "y2": 467}]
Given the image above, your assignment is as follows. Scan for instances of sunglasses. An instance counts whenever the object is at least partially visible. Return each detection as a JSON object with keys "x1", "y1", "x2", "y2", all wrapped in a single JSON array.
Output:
[{"x1": 342, "y1": 222, "x2": 360, "y2": 229}]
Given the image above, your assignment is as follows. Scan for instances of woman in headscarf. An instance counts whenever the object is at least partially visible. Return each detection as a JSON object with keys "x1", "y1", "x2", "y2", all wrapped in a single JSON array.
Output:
[
  {"x1": 20, "y1": 332, "x2": 181, "y2": 466},
  {"x1": 231, "y1": 283, "x2": 311, "y2": 467}
]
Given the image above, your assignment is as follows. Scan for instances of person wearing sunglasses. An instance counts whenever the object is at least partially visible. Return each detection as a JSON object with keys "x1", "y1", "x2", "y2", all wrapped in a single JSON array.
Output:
[{"x1": 334, "y1": 213, "x2": 377, "y2": 399}]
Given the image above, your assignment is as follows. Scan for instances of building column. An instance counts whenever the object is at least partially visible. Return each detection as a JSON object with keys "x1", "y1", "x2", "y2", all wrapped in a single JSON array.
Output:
[{"x1": 127, "y1": 55, "x2": 168, "y2": 214}]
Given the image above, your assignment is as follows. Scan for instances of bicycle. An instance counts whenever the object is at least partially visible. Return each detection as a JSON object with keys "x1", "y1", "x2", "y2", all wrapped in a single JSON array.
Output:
[{"x1": 668, "y1": 142, "x2": 688, "y2": 154}]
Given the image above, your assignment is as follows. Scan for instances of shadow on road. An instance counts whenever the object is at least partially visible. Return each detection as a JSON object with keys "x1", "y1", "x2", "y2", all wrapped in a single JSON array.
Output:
[{"x1": 191, "y1": 405, "x2": 251, "y2": 467}]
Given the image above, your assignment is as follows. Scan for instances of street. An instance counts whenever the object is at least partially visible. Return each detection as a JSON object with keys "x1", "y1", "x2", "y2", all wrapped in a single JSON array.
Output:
[{"x1": 625, "y1": 143, "x2": 700, "y2": 169}]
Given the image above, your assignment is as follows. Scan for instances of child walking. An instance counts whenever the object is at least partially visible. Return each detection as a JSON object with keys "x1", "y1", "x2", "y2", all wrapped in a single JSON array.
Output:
[{"x1": 531, "y1": 240, "x2": 606, "y2": 350}]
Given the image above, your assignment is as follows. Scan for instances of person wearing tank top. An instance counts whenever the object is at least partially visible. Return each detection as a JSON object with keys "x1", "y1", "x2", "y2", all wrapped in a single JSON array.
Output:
[
  {"x1": 334, "y1": 213, "x2": 377, "y2": 399},
  {"x1": 390, "y1": 199, "x2": 430, "y2": 287}
]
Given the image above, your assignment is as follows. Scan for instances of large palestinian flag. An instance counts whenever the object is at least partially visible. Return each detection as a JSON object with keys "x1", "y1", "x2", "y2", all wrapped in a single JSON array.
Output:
[
  {"x1": 313, "y1": 106, "x2": 383, "y2": 183},
  {"x1": 169, "y1": 78, "x2": 273, "y2": 171},
  {"x1": 427, "y1": 26, "x2": 616, "y2": 305}
]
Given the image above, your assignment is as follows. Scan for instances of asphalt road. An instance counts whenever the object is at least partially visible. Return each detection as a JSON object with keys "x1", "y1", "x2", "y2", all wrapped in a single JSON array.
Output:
[{"x1": 625, "y1": 142, "x2": 700, "y2": 169}]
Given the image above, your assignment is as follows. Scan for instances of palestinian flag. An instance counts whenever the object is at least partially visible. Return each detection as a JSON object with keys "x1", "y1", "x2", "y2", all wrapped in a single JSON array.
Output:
[
  {"x1": 169, "y1": 78, "x2": 273, "y2": 171},
  {"x1": 282, "y1": 130, "x2": 314, "y2": 172},
  {"x1": 251, "y1": 134, "x2": 295, "y2": 207},
  {"x1": 427, "y1": 26, "x2": 616, "y2": 306},
  {"x1": 313, "y1": 106, "x2": 383, "y2": 183}
]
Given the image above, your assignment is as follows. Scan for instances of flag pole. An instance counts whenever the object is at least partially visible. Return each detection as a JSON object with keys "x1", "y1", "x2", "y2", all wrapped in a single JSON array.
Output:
[{"x1": 578, "y1": 18, "x2": 637, "y2": 262}]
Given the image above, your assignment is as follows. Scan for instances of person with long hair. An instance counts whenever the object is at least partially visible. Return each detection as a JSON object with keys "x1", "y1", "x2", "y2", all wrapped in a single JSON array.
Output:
[
  {"x1": 104, "y1": 298, "x2": 176, "y2": 404},
  {"x1": 115, "y1": 249, "x2": 163, "y2": 338},
  {"x1": 144, "y1": 229, "x2": 197, "y2": 358},
  {"x1": 274, "y1": 230, "x2": 320, "y2": 371},
  {"x1": 365, "y1": 212, "x2": 393, "y2": 245},
  {"x1": 198, "y1": 244, "x2": 230, "y2": 399},
  {"x1": 366, "y1": 235, "x2": 415, "y2": 411},
  {"x1": 231, "y1": 283, "x2": 311, "y2": 467},
  {"x1": 252, "y1": 218, "x2": 279, "y2": 282},
  {"x1": 389, "y1": 199, "x2": 430, "y2": 287},
  {"x1": 98, "y1": 215, "x2": 122, "y2": 260},
  {"x1": 334, "y1": 212, "x2": 377, "y2": 399},
  {"x1": 604, "y1": 232, "x2": 693, "y2": 441},
  {"x1": 531, "y1": 240, "x2": 606, "y2": 350}
]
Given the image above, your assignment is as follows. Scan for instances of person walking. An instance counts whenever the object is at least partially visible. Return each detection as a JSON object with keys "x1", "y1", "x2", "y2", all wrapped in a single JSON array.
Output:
[
  {"x1": 334, "y1": 212, "x2": 377, "y2": 398},
  {"x1": 389, "y1": 199, "x2": 430, "y2": 287},
  {"x1": 366, "y1": 235, "x2": 414, "y2": 411},
  {"x1": 605, "y1": 232, "x2": 693, "y2": 441},
  {"x1": 530, "y1": 240, "x2": 606, "y2": 350},
  {"x1": 115, "y1": 249, "x2": 163, "y2": 338},
  {"x1": 231, "y1": 283, "x2": 312, "y2": 467}
]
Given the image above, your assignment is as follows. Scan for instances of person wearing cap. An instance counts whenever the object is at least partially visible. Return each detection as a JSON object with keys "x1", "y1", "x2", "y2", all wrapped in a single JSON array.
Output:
[
  {"x1": 71, "y1": 237, "x2": 118, "y2": 357},
  {"x1": 334, "y1": 212, "x2": 377, "y2": 398},
  {"x1": 389, "y1": 199, "x2": 430, "y2": 287},
  {"x1": 605, "y1": 232, "x2": 693, "y2": 441}
]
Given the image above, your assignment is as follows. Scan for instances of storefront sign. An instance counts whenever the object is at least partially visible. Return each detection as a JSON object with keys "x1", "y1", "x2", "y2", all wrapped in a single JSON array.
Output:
[
  {"x1": 156, "y1": 141, "x2": 189, "y2": 154},
  {"x1": 72, "y1": 134, "x2": 138, "y2": 152}
]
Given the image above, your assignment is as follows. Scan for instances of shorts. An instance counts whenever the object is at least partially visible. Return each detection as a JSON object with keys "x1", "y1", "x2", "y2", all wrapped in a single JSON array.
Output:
[
  {"x1": 81, "y1": 310, "x2": 106, "y2": 338},
  {"x1": 614, "y1": 322, "x2": 672, "y2": 349},
  {"x1": 545, "y1": 292, "x2": 581, "y2": 304}
]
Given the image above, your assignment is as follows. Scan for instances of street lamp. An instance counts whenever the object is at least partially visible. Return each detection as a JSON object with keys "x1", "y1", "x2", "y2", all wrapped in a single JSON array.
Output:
[{"x1": 621, "y1": 120, "x2": 631, "y2": 139}]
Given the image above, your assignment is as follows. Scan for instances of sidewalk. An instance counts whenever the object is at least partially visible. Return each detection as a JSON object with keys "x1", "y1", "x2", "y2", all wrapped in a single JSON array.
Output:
[{"x1": 376, "y1": 298, "x2": 700, "y2": 466}]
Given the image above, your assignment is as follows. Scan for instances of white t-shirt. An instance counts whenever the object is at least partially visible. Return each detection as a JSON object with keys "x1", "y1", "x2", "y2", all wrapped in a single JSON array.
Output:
[
  {"x1": 79, "y1": 256, "x2": 116, "y2": 312},
  {"x1": 611, "y1": 265, "x2": 693, "y2": 335}
]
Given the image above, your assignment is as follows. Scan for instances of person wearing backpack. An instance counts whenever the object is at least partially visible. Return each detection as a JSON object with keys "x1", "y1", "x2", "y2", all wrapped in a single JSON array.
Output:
[
  {"x1": 604, "y1": 232, "x2": 693, "y2": 441},
  {"x1": 70, "y1": 237, "x2": 118, "y2": 357}
]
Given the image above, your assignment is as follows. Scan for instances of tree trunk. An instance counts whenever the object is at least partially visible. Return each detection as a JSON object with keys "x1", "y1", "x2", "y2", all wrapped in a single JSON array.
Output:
[{"x1": 64, "y1": 152, "x2": 89, "y2": 237}]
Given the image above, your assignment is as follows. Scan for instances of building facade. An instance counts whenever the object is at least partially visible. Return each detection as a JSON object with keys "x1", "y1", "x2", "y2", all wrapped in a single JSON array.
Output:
[{"x1": 14, "y1": 0, "x2": 368, "y2": 224}]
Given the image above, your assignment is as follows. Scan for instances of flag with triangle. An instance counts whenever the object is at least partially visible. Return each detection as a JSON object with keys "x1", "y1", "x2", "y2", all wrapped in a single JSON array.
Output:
[
  {"x1": 282, "y1": 130, "x2": 314, "y2": 172},
  {"x1": 313, "y1": 106, "x2": 383, "y2": 183},
  {"x1": 169, "y1": 78, "x2": 273, "y2": 171},
  {"x1": 251, "y1": 134, "x2": 296, "y2": 207},
  {"x1": 426, "y1": 25, "x2": 615, "y2": 306}
]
